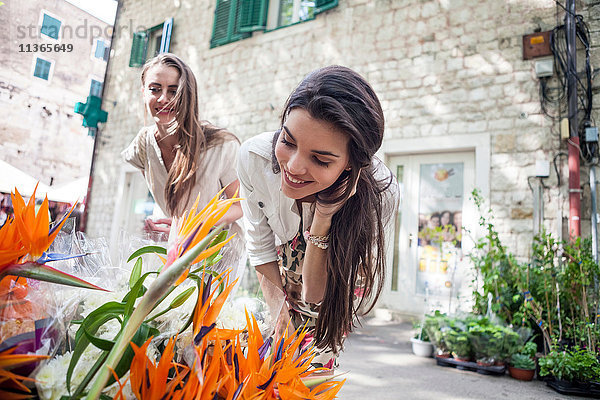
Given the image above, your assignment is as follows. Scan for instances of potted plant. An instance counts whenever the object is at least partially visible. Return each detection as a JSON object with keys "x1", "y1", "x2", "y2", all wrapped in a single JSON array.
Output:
[
  {"x1": 444, "y1": 327, "x2": 471, "y2": 362},
  {"x1": 509, "y1": 353, "x2": 536, "y2": 381},
  {"x1": 496, "y1": 328, "x2": 521, "y2": 366},
  {"x1": 411, "y1": 322, "x2": 433, "y2": 357},
  {"x1": 468, "y1": 321, "x2": 503, "y2": 366},
  {"x1": 424, "y1": 311, "x2": 451, "y2": 357},
  {"x1": 539, "y1": 347, "x2": 600, "y2": 392}
]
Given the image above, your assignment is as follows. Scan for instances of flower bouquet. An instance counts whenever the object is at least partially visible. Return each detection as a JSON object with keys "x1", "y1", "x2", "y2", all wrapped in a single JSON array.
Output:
[{"x1": 0, "y1": 188, "x2": 345, "y2": 399}]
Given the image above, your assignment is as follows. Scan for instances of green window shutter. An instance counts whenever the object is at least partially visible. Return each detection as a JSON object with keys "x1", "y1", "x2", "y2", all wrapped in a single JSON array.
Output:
[
  {"x1": 41, "y1": 14, "x2": 61, "y2": 39},
  {"x1": 239, "y1": 0, "x2": 268, "y2": 32},
  {"x1": 34, "y1": 58, "x2": 51, "y2": 80},
  {"x1": 211, "y1": 0, "x2": 251, "y2": 48},
  {"x1": 211, "y1": 0, "x2": 233, "y2": 47},
  {"x1": 314, "y1": 0, "x2": 338, "y2": 15},
  {"x1": 94, "y1": 40, "x2": 106, "y2": 59},
  {"x1": 129, "y1": 31, "x2": 148, "y2": 67},
  {"x1": 90, "y1": 79, "x2": 103, "y2": 97}
]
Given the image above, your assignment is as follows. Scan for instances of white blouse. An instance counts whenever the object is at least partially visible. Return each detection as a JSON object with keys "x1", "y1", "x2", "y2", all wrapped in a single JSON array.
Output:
[
  {"x1": 122, "y1": 126, "x2": 241, "y2": 224},
  {"x1": 237, "y1": 131, "x2": 400, "y2": 267}
]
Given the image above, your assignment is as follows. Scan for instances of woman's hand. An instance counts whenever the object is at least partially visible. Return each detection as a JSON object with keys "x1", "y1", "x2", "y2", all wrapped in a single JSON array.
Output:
[
  {"x1": 144, "y1": 218, "x2": 171, "y2": 241},
  {"x1": 144, "y1": 218, "x2": 172, "y2": 233},
  {"x1": 315, "y1": 170, "x2": 360, "y2": 220}
]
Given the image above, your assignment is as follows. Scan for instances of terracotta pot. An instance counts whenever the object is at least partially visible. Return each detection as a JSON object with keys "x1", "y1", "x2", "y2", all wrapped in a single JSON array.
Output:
[
  {"x1": 452, "y1": 353, "x2": 471, "y2": 362},
  {"x1": 509, "y1": 366, "x2": 535, "y2": 381},
  {"x1": 435, "y1": 347, "x2": 451, "y2": 358}
]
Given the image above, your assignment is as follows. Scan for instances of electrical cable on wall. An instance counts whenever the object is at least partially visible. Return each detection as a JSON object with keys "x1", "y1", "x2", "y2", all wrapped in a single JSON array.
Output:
[{"x1": 539, "y1": 12, "x2": 594, "y2": 161}]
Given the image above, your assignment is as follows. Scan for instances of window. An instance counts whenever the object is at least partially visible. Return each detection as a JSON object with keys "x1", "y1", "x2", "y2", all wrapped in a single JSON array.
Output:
[
  {"x1": 210, "y1": 0, "x2": 337, "y2": 48},
  {"x1": 93, "y1": 39, "x2": 110, "y2": 62},
  {"x1": 41, "y1": 13, "x2": 61, "y2": 40},
  {"x1": 129, "y1": 18, "x2": 173, "y2": 67},
  {"x1": 90, "y1": 79, "x2": 103, "y2": 97},
  {"x1": 277, "y1": 0, "x2": 314, "y2": 27},
  {"x1": 33, "y1": 57, "x2": 52, "y2": 80}
]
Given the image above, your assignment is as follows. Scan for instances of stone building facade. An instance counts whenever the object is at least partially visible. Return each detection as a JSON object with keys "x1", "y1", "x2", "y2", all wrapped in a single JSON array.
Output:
[
  {"x1": 85, "y1": 0, "x2": 600, "y2": 314},
  {"x1": 0, "y1": 0, "x2": 112, "y2": 187}
]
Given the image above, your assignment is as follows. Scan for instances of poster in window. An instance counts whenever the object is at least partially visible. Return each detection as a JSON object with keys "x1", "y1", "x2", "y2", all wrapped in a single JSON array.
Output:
[{"x1": 416, "y1": 162, "x2": 464, "y2": 295}]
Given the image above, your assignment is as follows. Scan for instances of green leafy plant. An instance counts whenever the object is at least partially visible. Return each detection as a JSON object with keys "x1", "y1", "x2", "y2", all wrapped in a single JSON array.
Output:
[
  {"x1": 497, "y1": 328, "x2": 522, "y2": 363},
  {"x1": 510, "y1": 353, "x2": 536, "y2": 370},
  {"x1": 424, "y1": 311, "x2": 451, "y2": 354},
  {"x1": 539, "y1": 347, "x2": 600, "y2": 382},
  {"x1": 520, "y1": 341, "x2": 537, "y2": 359},
  {"x1": 469, "y1": 189, "x2": 600, "y2": 354},
  {"x1": 444, "y1": 327, "x2": 471, "y2": 359},
  {"x1": 468, "y1": 321, "x2": 499, "y2": 362},
  {"x1": 413, "y1": 321, "x2": 430, "y2": 342}
]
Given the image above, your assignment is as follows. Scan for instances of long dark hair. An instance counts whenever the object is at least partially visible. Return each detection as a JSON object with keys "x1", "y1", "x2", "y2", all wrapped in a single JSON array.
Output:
[
  {"x1": 142, "y1": 53, "x2": 235, "y2": 216},
  {"x1": 273, "y1": 65, "x2": 396, "y2": 353}
]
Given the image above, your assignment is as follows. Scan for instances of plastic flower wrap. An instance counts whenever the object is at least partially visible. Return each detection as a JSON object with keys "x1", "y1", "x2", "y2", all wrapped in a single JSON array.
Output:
[{"x1": 2, "y1": 189, "x2": 345, "y2": 399}]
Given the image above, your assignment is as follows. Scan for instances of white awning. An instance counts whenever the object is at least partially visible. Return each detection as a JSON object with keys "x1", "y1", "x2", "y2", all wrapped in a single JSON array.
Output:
[
  {"x1": 0, "y1": 160, "x2": 50, "y2": 198},
  {"x1": 45, "y1": 177, "x2": 88, "y2": 204}
]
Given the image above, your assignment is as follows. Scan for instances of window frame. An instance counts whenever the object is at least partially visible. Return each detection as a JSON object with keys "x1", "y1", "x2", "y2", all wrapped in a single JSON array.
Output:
[
  {"x1": 129, "y1": 19, "x2": 173, "y2": 67},
  {"x1": 32, "y1": 56, "x2": 54, "y2": 82},
  {"x1": 89, "y1": 77, "x2": 104, "y2": 97},
  {"x1": 39, "y1": 10, "x2": 62, "y2": 42},
  {"x1": 91, "y1": 38, "x2": 110, "y2": 62},
  {"x1": 210, "y1": 0, "x2": 337, "y2": 48}
]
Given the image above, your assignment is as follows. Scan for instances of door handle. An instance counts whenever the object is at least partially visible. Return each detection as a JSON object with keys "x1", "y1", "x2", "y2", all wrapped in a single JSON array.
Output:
[{"x1": 409, "y1": 233, "x2": 414, "y2": 247}]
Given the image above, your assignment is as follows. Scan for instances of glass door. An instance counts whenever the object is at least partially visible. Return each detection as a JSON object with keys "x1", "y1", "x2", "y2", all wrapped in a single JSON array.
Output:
[{"x1": 386, "y1": 151, "x2": 475, "y2": 314}]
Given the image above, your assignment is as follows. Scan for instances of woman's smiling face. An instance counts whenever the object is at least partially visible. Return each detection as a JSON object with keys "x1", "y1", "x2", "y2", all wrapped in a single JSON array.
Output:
[
  {"x1": 275, "y1": 108, "x2": 350, "y2": 201},
  {"x1": 142, "y1": 64, "x2": 180, "y2": 126}
]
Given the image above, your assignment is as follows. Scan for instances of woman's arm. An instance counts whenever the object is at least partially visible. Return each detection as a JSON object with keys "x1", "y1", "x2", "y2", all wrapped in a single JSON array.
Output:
[
  {"x1": 301, "y1": 172, "x2": 361, "y2": 304},
  {"x1": 255, "y1": 261, "x2": 293, "y2": 340},
  {"x1": 300, "y1": 213, "x2": 331, "y2": 304},
  {"x1": 218, "y1": 179, "x2": 243, "y2": 226}
]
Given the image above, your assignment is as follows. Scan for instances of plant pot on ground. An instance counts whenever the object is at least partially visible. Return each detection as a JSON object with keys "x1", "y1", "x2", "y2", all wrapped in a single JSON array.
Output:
[
  {"x1": 411, "y1": 320, "x2": 433, "y2": 357},
  {"x1": 509, "y1": 353, "x2": 536, "y2": 381},
  {"x1": 411, "y1": 337, "x2": 434, "y2": 357}
]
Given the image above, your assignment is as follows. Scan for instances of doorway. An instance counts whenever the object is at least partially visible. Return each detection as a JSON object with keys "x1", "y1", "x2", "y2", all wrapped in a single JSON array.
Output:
[{"x1": 386, "y1": 151, "x2": 476, "y2": 314}]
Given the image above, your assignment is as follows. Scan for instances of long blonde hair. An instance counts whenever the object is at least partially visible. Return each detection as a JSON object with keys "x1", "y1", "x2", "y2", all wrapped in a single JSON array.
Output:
[{"x1": 141, "y1": 53, "x2": 236, "y2": 216}]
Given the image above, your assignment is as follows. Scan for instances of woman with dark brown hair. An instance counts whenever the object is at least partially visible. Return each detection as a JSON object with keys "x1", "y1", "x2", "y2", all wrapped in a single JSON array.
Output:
[
  {"x1": 122, "y1": 53, "x2": 243, "y2": 270},
  {"x1": 238, "y1": 65, "x2": 399, "y2": 369}
]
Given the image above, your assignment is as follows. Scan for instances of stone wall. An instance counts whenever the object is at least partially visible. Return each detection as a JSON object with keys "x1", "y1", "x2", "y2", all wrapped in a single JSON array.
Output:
[
  {"x1": 87, "y1": 0, "x2": 600, "y2": 262},
  {"x1": 0, "y1": 0, "x2": 111, "y2": 187}
]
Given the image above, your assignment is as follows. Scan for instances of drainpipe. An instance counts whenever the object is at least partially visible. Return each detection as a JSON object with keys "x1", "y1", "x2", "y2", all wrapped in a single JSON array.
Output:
[
  {"x1": 80, "y1": 0, "x2": 121, "y2": 233},
  {"x1": 566, "y1": 0, "x2": 581, "y2": 238}
]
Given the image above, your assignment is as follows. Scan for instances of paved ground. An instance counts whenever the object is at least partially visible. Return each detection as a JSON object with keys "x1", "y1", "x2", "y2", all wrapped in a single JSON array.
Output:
[{"x1": 336, "y1": 318, "x2": 595, "y2": 400}]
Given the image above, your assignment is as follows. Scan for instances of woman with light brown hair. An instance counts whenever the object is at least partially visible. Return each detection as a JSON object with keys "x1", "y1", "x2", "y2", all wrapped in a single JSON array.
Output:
[{"x1": 122, "y1": 53, "x2": 243, "y2": 262}]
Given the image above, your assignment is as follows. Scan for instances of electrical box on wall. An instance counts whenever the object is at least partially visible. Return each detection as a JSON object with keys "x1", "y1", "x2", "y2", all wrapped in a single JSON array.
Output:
[
  {"x1": 535, "y1": 160, "x2": 550, "y2": 178},
  {"x1": 535, "y1": 58, "x2": 553, "y2": 77},
  {"x1": 523, "y1": 31, "x2": 552, "y2": 60}
]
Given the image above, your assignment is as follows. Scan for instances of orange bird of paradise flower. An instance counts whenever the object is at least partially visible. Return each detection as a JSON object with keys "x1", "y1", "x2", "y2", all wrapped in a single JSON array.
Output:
[
  {"x1": 162, "y1": 189, "x2": 239, "y2": 285},
  {"x1": 10, "y1": 186, "x2": 75, "y2": 261},
  {"x1": 0, "y1": 346, "x2": 49, "y2": 400},
  {"x1": 0, "y1": 185, "x2": 105, "y2": 291},
  {"x1": 114, "y1": 270, "x2": 345, "y2": 400}
]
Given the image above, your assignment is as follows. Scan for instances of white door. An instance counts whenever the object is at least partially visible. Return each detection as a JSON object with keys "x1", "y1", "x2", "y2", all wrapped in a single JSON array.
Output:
[{"x1": 385, "y1": 152, "x2": 476, "y2": 315}]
